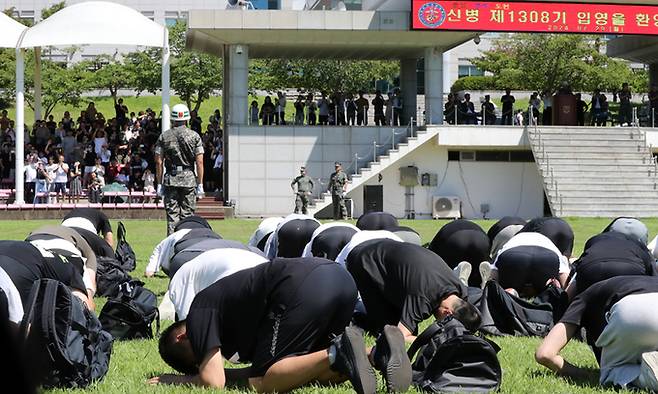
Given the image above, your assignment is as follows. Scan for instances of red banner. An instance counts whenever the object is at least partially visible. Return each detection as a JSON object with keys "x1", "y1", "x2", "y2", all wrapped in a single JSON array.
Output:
[{"x1": 412, "y1": 1, "x2": 658, "y2": 35}]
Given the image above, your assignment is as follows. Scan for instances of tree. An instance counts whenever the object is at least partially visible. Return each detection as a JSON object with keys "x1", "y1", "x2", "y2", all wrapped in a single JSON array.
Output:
[
  {"x1": 24, "y1": 59, "x2": 90, "y2": 118},
  {"x1": 85, "y1": 55, "x2": 134, "y2": 100},
  {"x1": 126, "y1": 20, "x2": 223, "y2": 112},
  {"x1": 250, "y1": 59, "x2": 398, "y2": 94},
  {"x1": 470, "y1": 34, "x2": 646, "y2": 94}
]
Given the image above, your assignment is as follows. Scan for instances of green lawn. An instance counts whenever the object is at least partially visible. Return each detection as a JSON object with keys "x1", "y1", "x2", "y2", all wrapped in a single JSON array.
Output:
[{"x1": 4, "y1": 217, "x2": 657, "y2": 393}]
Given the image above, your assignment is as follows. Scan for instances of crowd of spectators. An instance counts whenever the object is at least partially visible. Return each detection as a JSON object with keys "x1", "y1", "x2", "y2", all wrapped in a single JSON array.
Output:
[
  {"x1": 445, "y1": 83, "x2": 648, "y2": 127},
  {"x1": 0, "y1": 98, "x2": 224, "y2": 204},
  {"x1": 250, "y1": 88, "x2": 408, "y2": 127}
]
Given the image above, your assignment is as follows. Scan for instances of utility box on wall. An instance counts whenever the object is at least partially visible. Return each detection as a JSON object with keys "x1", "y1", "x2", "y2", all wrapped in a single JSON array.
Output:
[
  {"x1": 399, "y1": 166, "x2": 419, "y2": 186},
  {"x1": 421, "y1": 173, "x2": 438, "y2": 186}
]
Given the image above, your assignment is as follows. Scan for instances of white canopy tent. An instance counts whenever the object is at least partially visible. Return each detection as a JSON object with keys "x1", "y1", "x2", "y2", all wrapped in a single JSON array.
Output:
[{"x1": 13, "y1": 1, "x2": 170, "y2": 204}]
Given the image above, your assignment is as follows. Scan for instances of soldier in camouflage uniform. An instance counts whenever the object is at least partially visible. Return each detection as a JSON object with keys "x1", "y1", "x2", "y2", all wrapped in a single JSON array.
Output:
[
  {"x1": 291, "y1": 166, "x2": 314, "y2": 215},
  {"x1": 329, "y1": 162, "x2": 348, "y2": 220},
  {"x1": 155, "y1": 104, "x2": 205, "y2": 235}
]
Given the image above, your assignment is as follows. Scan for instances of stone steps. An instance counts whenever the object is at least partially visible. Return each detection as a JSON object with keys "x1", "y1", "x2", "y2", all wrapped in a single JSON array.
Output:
[{"x1": 530, "y1": 126, "x2": 658, "y2": 217}]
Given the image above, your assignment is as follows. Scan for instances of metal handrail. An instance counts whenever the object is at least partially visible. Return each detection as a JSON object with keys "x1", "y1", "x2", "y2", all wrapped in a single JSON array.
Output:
[{"x1": 527, "y1": 121, "x2": 562, "y2": 216}]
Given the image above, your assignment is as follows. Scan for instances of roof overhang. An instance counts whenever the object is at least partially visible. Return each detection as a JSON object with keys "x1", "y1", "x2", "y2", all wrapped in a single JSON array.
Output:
[
  {"x1": 186, "y1": 10, "x2": 476, "y2": 59},
  {"x1": 607, "y1": 35, "x2": 658, "y2": 64}
]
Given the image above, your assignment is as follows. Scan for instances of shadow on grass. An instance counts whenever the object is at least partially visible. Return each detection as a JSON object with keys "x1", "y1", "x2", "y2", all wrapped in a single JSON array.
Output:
[{"x1": 530, "y1": 367, "x2": 602, "y2": 389}]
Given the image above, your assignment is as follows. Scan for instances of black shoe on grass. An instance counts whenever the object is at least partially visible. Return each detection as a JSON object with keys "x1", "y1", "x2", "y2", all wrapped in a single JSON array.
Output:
[
  {"x1": 372, "y1": 325, "x2": 412, "y2": 392},
  {"x1": 328, "y1": 326, "x2": 377, "y2": 394}
]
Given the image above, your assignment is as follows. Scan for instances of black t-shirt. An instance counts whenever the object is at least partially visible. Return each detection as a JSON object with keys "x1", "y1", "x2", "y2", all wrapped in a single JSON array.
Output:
[
  {"x1": 173, "y1": 228, "x2": 222, "y2": 255},
  {"x1": 519, "y1": 217, "x2": 574, "y2": 257},
  {"x1": 487, "y1": 216, "x2": 526, "y2": 242},
  {"x1": 346, "y1": 239, "x2": 466, "y2": 333},
  {"x1": 186, "y1": 257, "x2": 329, "y2": 364},
  {"x1": 574, "y1": 232, "x2": 656, "y2": 294},
  {"x1": 560, "y1": 276, "x2": 658, "y2": 362},
  {"x1": 0, "y1": 241, "x2": 86, "y2": 306},
  {"x1": 70, "y1": 227, "x2": 115, "y2": 258},
  {"x1": 276, "y1": 220, "x2": 320, "y2": 258},
  {"x1": 310, "y1": 226, "x2": 358, "y2": 260},
  {"x1": 63, "y1": 208, "x2": 112, "y2": 236},
  {"x1": 356, "y1": 212, "x2": 399, "y2": 231}
]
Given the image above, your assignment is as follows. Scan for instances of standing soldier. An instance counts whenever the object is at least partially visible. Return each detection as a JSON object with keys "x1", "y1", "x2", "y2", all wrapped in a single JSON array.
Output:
[
  {"x1": 155, "y1": 104, "x2": 205, "y2": 235},
  {"x1": 291, "y1": 166, "x2": 314, "y2": 215},
  {"x1": 329, "y1": 162, "x2": 348, "y2": 220}
]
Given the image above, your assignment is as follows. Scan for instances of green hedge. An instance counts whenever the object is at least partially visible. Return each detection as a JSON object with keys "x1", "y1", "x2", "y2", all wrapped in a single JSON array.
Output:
[{"x1": 450, "y1": 76, "x2": 500, "y2": 92}]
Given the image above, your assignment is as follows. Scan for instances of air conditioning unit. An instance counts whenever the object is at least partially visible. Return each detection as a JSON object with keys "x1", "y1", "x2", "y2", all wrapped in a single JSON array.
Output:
[{"x1": 432, "y1": 196, "x2": 462, "y2": 219}]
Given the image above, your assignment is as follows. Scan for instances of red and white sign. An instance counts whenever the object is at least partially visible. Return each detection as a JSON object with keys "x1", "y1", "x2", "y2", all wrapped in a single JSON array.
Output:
[{"x1": 412, "y1": 1, "x2": 658, "y2": 35}]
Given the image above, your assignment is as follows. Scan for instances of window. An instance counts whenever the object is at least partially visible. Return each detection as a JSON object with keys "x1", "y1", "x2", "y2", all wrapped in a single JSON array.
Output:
[
  {"x1": 165, "y1": 11, "x2": 179, "y2": 27},
  {"x1": 447, "y1": 150, "x2": 534, "y2": 162},
  {"x1": 458, "y1": 65, "x2": 484, "y2": 78},
  {"x1": 141, "y1": 11, "x2": 155, "y2": 21}
]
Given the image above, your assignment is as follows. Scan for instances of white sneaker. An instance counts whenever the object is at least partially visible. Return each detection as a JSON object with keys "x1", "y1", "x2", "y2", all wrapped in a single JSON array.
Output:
[
  {"x1": 638, "y1": 351, "x2": 658, "y2": 391},
  {"x1": 158, "y1": 290, "x2": 176, "y2": 321},
  {"x1": 453, "y1": 261, "x2": 472, "y2": 286},
  {"x1": 479, "y1": 261, "x2": 493, "y2": 289}
]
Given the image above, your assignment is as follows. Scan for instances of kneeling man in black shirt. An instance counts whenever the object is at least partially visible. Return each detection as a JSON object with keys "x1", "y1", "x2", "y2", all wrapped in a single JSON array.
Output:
[
  {"x1": 151, "y1": 258, "x2": 409, "y2": 394},
  {"x1": 536, "y1": 276, "x2": 658, "y2": 390},
  {"x1": 345, "y1": 239, "x2": 481, "y2": 340}
]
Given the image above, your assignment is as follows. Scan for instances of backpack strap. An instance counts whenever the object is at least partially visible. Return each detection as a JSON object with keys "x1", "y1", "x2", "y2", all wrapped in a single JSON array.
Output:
[
  {"x1": 19, "y1": 280, "x2": 43, "y2": 342},
  {"x1": 117, "y1": 222, "x2": 127, "y2": 244},
  {"x1": 407, "y1": 320, "x2": 445, "y2": 361},
  {"x1": 42, "y1": 280, "x2": 74, "y2": 368}
]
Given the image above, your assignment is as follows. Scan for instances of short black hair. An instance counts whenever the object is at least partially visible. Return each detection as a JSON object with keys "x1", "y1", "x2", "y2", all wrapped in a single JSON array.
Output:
[
  {"x1": 158, "y1": 320, "x2": 198, "y2": 375},
  {"x1": 452, "y1": 299, "x2": 482, "y2": 332}
]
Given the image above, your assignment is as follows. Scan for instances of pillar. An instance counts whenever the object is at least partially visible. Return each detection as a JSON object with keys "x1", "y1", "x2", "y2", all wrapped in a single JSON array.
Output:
[
  {"x1": 34, "y1": 47, "x2": 42, "y2": 121},
  {"x1": 161, "y1": 28, "x2": 171, "y2": 133},
  {"x1": 226, "y1": 44, "x2": 249, "y2": 126},
  {"x1": 650, "y1": 63, "x2": 658, "y2": 88},
  {"x1": 15, "y1": 49, "x2": 25, "y2": 204},
  {"x1": 400, "y1": 58, "x2": 417, "y2": 126},
  {"x1": 425, "y1": 47, "x2": 444, "y2": 125}
]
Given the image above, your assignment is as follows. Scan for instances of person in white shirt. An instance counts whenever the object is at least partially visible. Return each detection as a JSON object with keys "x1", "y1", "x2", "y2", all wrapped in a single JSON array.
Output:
[
  {"x1": 52, "y1": 155, "x2": 69, "y2": 202},
  {"x1": 168, "y1": 248, "x2": 268, "y2": 320},
  {"x1": 247, "y1": 217, "x2": 284, "y2": 252},
  {"x1": 144, "y1": 216, "x2": 216, "y2": 277},
  {"x1": 482, "y1": 232, "x2": 571, "y2": 298},
  {"x1": 334, "y1": 230, "x2": 403, "y2": 268}
]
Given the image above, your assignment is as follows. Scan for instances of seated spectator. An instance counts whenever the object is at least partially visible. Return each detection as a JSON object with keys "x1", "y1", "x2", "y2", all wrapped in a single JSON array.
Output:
[{"x1": 260, "y1": 96, "x2": 275, "y2": 126}]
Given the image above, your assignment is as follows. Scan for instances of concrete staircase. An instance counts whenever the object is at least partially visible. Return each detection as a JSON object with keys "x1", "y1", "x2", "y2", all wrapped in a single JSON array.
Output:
[
  {"x1": 307, "y1": 126, "x2": 440, "y2": 218},
  {"x1": 195, "y1": 195, "x2": 233, "y2": 220},
  {"x1": 528, "y1": 126, "x2": 658, "y2": 217}
]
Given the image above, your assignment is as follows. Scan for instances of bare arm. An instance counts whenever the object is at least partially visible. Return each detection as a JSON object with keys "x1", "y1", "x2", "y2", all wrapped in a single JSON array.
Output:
[
  {"x1": 397, "y1": 322, "x2": 416, "y2": 344},
  {"x1": 155, "y1": 154, "x2": 163, "y2": 185},
  {"x1": 104, "y1": 231, "x2": 114, "y2": 248},
  {"x1": 195, "y1": 153, "x2": 204, "y2": 186},
  {"x1": 148, "y1": 348, "x2": 225, "y2": 388},
  {"x1": 535, "y1": 322, "x2": 587, "y2": 379}
]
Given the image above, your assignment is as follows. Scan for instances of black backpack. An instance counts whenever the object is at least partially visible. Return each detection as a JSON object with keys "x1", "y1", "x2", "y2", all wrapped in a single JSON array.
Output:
[
  {"x1": 96, "y1": 256, "x2": 132, "y2": 298},
  {"x1": 99, "y1": 281, "x2": 159, "y2": 340},
  {"x1": 20, "y1": 279, "x2": 113, "y2": 389},
  {"x1": 115, "y1": 221, "x2": 136, "y2": 272},
  {"x1": 477, "y1": 281, "x2": 555, "y2": 337},
  {"x1": 407, "y1": 317, "x2": 502, "y2": 393}
]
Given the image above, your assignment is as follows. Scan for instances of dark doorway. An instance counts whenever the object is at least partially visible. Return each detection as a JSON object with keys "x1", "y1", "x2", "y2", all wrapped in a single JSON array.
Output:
[{"x1": 364, "y1": 185, "x2": 383, "y2": 213}]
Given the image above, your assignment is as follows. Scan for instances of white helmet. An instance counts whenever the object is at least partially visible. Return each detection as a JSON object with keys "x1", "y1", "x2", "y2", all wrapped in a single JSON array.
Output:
[{"x1": 171, "y1": 103, "x2": 191, "y2": 121}]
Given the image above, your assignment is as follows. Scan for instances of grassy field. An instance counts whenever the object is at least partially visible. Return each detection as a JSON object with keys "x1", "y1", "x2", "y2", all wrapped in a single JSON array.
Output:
[{"x1": 4, "y1": 217, "x2": 658, "y2": 393}]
